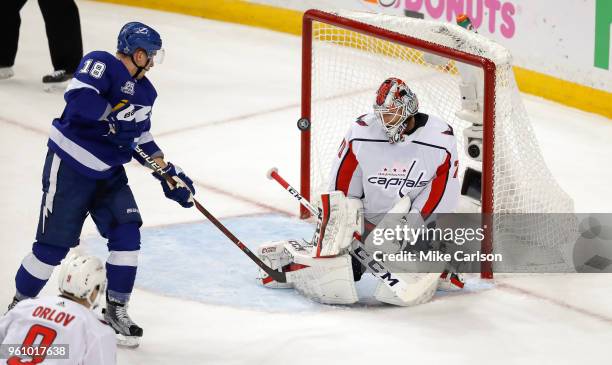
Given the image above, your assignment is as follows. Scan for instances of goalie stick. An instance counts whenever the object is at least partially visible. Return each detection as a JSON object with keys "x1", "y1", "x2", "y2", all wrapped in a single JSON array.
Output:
[
  {"x1": 267, "y1": 167, "x2": 440, "y2": 305},
  {"x1": 267, "y1": 168, "x2": 320, "y2": 216},
  {"x1": 133, "y1": 146, "x2": 287, "y2": 283}
]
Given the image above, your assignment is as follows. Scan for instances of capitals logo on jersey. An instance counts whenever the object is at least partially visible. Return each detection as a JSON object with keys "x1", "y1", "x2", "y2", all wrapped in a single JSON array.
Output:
[{"x1": 367, "y1": 159, "x2": 431, "y2": 198}]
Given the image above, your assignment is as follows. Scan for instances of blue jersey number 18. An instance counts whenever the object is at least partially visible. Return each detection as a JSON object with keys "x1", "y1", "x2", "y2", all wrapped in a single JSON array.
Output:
[{"x1": 79, "y1": 59, "x2": 106, "y2": 79}]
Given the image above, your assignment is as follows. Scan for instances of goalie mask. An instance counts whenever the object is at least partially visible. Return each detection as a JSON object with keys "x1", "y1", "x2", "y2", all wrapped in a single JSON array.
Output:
[{"x1": 373, "y1": 78, "x2": 419, "y2": 143}]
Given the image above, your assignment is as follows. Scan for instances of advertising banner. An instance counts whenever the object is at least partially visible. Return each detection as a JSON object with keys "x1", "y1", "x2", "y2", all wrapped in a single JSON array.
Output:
[{"x1": 249, "y1": 0, "x2": 611, "y2": 93}]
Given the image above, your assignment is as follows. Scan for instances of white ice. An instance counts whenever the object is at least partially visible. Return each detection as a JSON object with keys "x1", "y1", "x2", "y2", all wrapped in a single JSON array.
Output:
[{"x1": 0, "y1": 1, "x2": 611, "y2": 364}]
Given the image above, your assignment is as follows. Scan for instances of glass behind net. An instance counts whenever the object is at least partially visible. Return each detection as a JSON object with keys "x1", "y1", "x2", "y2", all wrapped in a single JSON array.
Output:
[{"x1": 307, "y1": 11, "x2": 578, "y2": 273}]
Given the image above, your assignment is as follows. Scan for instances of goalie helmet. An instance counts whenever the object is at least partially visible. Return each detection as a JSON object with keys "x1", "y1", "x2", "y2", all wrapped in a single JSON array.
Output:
[
  {"x1": 57, "y1": 254, "x2": 106, "y2": 309},
  {"x1": 373, "y1": 77, "x2": 419, "y2": 143}
]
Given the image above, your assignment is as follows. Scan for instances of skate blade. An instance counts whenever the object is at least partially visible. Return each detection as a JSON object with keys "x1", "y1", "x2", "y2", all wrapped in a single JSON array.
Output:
[
  {"x1": 116, "y1": 333, "x2": 140, "y2": 348},
  {"x1": 43, "y1": 81, "x2": 70, "y2": 93}
]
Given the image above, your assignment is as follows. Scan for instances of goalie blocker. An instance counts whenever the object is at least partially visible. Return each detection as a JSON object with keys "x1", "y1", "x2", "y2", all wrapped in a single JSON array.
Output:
[{"x1": 256, "y1": 191, "x2": 464, "y2": 306}]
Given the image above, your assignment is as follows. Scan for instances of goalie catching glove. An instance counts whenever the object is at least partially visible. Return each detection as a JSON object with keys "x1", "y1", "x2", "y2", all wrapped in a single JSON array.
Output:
[{"x1": 153, "y1": 163, "x2": 196, "y2": 208}]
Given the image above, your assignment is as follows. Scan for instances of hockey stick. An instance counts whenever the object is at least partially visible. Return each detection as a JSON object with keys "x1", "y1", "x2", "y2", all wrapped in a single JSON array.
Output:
[
  {"x1": 267, "y1": 167, "x2": 440, "y2": 305},
  {"x1": 267, "y1": 168, "x2": 320, "y2": 218},
  {"x1": 133, "y1": 146, "x2": 287, "y2": 283}
]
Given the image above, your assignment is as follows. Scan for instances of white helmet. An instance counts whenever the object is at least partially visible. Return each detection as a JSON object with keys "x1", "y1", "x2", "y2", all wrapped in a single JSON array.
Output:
[
  {"x1": 58, "y1": 254, "x2": 106, "y2": 308},
  {"x1": 373, "y1": 77, "x2": 419, "y2": 143}
]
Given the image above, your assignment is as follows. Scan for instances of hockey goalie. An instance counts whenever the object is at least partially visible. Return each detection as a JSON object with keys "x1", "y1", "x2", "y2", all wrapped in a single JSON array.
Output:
[{"x1": 257, "y1": 77, "x2": 465, "y2": 306}]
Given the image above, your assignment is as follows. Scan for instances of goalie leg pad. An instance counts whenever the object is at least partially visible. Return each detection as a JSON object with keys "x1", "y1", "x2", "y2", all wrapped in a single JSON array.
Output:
[
  {"x1": 313, "y1": 191, "x2": 363, "y2": 257},
  {"x1": 256, "y1": 241, "x2": 294, "y2": 288},
  {"x1": 285, "y1": 242, "x2": 358, "y2": 305}
]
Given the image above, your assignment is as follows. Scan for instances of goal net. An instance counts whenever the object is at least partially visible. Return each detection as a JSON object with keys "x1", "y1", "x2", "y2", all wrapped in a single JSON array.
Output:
[{"x1": 299, "y1": 10, "x2": 578, "y2": 277}]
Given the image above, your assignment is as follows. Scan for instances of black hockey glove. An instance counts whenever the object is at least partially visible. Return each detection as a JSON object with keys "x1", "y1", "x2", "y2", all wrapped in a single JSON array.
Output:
[
  {"x1": 153, "y1": 163, "x2": 196, "y2": 208},
  {"x1": 107, "y1": 100, "x2": 140, "y2": 147}
]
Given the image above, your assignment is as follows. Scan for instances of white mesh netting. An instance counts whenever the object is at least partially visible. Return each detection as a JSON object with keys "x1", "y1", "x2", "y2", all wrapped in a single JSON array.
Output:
[{"x1": 307, "y1": 11, "x2": 578, "y2": 272}]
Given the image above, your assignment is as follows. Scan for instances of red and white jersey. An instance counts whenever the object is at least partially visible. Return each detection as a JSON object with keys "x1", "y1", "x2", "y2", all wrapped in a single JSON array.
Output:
[
  {"x1": 0, "y1": 296, "x2": 116, "y2": 365},
  {"x1": 328, "y1": 112, "x2": 460, "y2": 224}
]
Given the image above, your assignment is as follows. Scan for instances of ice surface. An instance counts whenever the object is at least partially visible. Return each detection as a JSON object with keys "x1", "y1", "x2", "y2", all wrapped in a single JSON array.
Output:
[
  {"x1": 84, "y1": 214, "x2": 496, "y2": 311},
  {"x1": 85, "y1": 215, "x2": 325, "y2": 312}
]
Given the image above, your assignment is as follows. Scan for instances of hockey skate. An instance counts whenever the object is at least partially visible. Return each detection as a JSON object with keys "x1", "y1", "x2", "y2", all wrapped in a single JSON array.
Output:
[
  {"x1": 0, "y1": 67, "x2": 14, "y2": 80},
  {"x1": 103, "y1": 299, "x2": 143, "y2": 348},
  {"x1": 42, "y1": 70, "x2": 73, "y2": 92}
]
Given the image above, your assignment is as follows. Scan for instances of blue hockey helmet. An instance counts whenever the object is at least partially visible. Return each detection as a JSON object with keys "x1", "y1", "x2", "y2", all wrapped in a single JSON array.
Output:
[{"x1": 117, "y1": 22, "x2": 164, "y2": 63}]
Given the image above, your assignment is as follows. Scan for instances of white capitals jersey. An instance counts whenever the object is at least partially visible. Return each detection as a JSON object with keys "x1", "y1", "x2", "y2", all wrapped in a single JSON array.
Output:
[
  {"x1": 0, "y1": 296, "x2": 116, "y2": 365},
  {"x1": 328, "y1": 112, "x2": 460, "y2": 224}
]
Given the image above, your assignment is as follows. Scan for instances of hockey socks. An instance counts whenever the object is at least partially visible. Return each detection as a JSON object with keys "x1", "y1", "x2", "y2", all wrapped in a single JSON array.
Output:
[
  {"x1": 105, "y1": 223, "x2": 141, "y2": 304},
  {"x1": 15, "y1": 243, "x2": 69, "y2": 298}
]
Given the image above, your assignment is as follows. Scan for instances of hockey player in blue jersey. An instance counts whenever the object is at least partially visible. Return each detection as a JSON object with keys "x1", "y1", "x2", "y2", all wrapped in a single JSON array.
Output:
[{"x1": 5, "y1": 22, "x2": 195, "y2": 347}]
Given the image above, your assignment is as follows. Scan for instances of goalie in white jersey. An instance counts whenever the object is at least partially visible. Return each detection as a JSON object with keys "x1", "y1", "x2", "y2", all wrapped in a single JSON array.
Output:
[
  {"x1": 0, "y1": 255, "x2": 116, "y2": 364},
  {"x1": 257, "y1": 77, "x2": 463, "y2": 306},
  {"x1": 329, "y1": 77, "x2": 463, "y2": 289}
]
